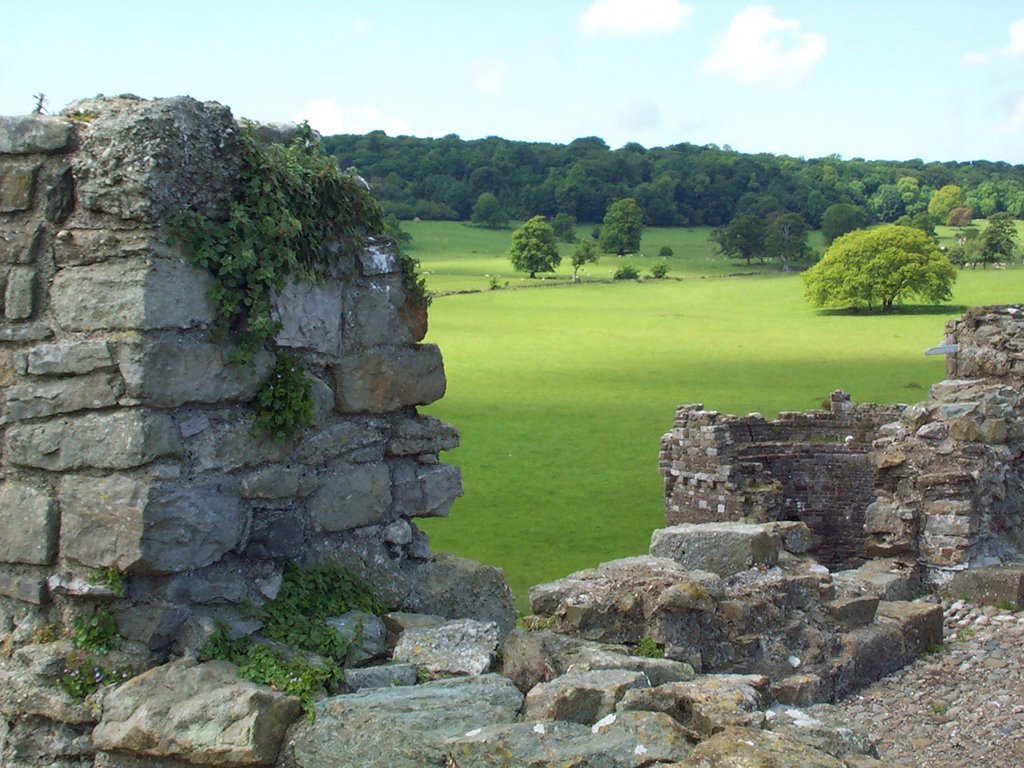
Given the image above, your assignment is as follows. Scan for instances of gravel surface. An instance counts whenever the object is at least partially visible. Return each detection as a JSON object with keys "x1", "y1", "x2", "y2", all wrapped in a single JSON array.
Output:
[{"x1": 813, "y1": 599, "x2": 1024, "y2": 767}]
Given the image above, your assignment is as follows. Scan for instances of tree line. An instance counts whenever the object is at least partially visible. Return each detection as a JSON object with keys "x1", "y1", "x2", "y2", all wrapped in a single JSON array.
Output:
[{"x1": 323, "y1": 131, "x2": 1024, "y2": 227}]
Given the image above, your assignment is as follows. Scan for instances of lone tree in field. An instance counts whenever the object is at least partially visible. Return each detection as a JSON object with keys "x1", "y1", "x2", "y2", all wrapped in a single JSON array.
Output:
[
  {"x1": 711, "y1": 212, "x2": 767, "y2": 265},
  {"x1": 763, "y1": 212, "x2": 811, "y2": 271},
  {"x1": 599, "y1": 198, "x2": 643, "y2": 256},
  {"x1": 471, "y1": 192, "x2": 508, "y2": 228},
  {"x1": 570, "y1": 238, "x2": 598, "y2": 281},
  {"x1": 508, "y1": 216, "x2": 561, "y2": 278},
  {"x1": 803, "y1": 225, "x2": 956, "y2": 312},
  {"x1": 976, "y1": 212, "x2": 1018, "y2": 267}
]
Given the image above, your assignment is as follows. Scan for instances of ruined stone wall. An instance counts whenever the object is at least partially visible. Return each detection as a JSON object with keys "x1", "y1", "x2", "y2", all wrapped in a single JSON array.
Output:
[
  {"x1": 0, "y1": 96, "x2": 498, "y2": 655},
  {"x1": 660, "y1": 393, "x2": 902, "y2": 568}
]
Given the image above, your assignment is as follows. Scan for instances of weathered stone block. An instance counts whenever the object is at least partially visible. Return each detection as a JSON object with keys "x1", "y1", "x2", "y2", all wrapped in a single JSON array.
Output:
[
  {"x1": 92, "y1": 657, "x2": 301, "y2": 766},
  {"x1": 412, "y1": 553, "x2": 519, "y2": 638},
  {"x1": 6, "y1": 410, "x2": 181, "y2": 470},
  {"x1": 617, "y1": 674, "x2": 768, "y2": 736},
  {"x1": 387, "y1": 414, "x2": 460, "y2": 456},
  {"x1": 309, "y1": 462, "x2": 391, "y2": 532},
  {"x1": 358, "y1": 240, "x2": 400, "y2": 276},
  {"x1": 52, "y1": 227, "x2": 159, "y2": 266},
  {"x1": 0, "y1": 163, "x2": 37, "y2": 212},
  {"x1": 294, "y1": 419, "x2": 389, "y2": 465},
  {"x1": 186, "y1": 419, "x2": 290, "y2": 474},
  {"x1": 4, "y1": 371, "x2": 122, "y2": 421},
  {"x1": 334, "y1": 344, "x2": 446, "y2": 413},
  {"x1": 823, "y1": 596, "x2": 879, "y2": 629},
  {"x1": 51, "y1": 258, "x2": 214, "y2": 331},
  {"x1": 343, "y1": 663, "x2": 418, "y2": 691},
  {"x1": 0, "y1": 115, "x2": 74, "y2": 154},
  {"x1": 344, "y1": 278, "x2": 416, "y2": 347},
  {"x1": 59, "y1": 474, "x2": 242, "y2": 574},
  {"x1": 0, "y1": 483, "x2": 57, "y2": 565},
  {"x1": 684, "y1": 726, "x2": 851, "y2": 767},
  {"x1": 948, "y1": 566, "x2": 1024, "y2": 608},
  {"x1": 392, "y1": 619, "x2": 500, "y2": 675},
  {"x1": 0, "y1": 220, "x2": 43, "y2": 264},
  {"x1": 44, "y1": 165, "x2": 75, "y2": 223},
  {"x1": 272, "y1": 279, "x2": 343, "y2": 356},
  {"x1": 239, "y1": 465, "x2": 301, "y2": 499},
  {"x1": 118, "y1": 339, "x2": 272, "y2": 407},
  {"x1": 391, "y1": 461, "x2": 462, "y2": 518},
  {"x1": 0, "y1": 573, "x2": 47, "y2": 604},
  {"x1": 876, "y1": 601, "x2": 943, "y2": 658},
  {"x1": 649, "y1": 523, "x2": 780, "y2": 577},
  {"x1": 3, "y1": 265, "x2": 35, "y2": 319},
  {"x1": 242, "y1": 508, "x2": 305, "y2": 560},
  {"x1": 524, "y1": 669, "x2": 649, "y2": 725},
  {"x1": 27, "y1": 340, "x2": 113, "y2": 375}
]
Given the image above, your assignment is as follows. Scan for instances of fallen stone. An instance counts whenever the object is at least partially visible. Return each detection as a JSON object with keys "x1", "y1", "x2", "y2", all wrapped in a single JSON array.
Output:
[
  {"x1": 617, "y1": 674, "x2": 769, "y2": 736},
  {"x1": 767, "y1": 706, "x2": 879, "y2": 760},
  {"x1": 831, "y1": 558, "x2": 918, "y2": 601},
  {"x1": 93, "y1": 657, "x2": 301, "y2": 765},
  {"x1": 949, "y1": 565, "x2": 1024, "y2": 608},
  {"x1": 823, "y1": 596, "x2": 879, "y2": 629},
  {"x1": 323, "y1": 611, "x2": 388, "y2": 665},
  {"x1": 411, "y1": 553, "x2": 518, "y2": 638},
  {"x1": 279, "y1": 674, "x2": 523, "y2": 768},
  {"x1": 650, "y1": 522, "x2": 781, "y2": 576},
  {"x1": 343, "y1": 663, "x2": 418, "y2": 691},
  {"x1": 681, "y1": 726, "x2": 859, "y2": 767},
  {"x1": 876, "y1": 600, "x2": 944, "y2": 658},
  {"x1": 523, "y1": 669, "x2": 649, "y2": 725},
  {"x1": 392, "y1": 618, "x2": 500, "y2": 675}
]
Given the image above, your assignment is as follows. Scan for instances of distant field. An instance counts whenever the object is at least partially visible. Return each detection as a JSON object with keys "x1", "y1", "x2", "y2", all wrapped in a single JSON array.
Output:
[{"x1": 408, "y1": 220, "x2": 1024, "y2": 612}]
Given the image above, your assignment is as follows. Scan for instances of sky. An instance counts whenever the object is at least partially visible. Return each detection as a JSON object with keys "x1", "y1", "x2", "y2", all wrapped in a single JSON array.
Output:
[{"x1": 2, "y1": 1, "x2": 1024, "y2": 164}]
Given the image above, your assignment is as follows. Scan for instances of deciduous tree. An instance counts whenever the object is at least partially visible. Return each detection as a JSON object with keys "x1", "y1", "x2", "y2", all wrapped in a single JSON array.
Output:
[
  {"x1": 928, "y1": 184, "x2": 965, "y2": 223},
  {"x1": 711, "y1": 212, "x2": 767, "y2": 265},
  {"x1": 803, "y1": 225, "x2": 956, "y2": 312},
  {"x1": 976, "y1": 212, "x2": 1018, "y2": 267},
  {"x1": 570, "y1": 239, "x2": 599, "y2": 281},
  {"x1": 552, "y1": 212, "x2": 577, "y2": 243},
  {"x1": 821, "y1": 203, "x2": 868, "y2": 245},
  {"x1": 947, "y1": 206, "x2": 974, "y2": 227},
  {"x1": 763, "y1": 212, "x2": 811, "y2": 271},
  {"x1": 508, "y1": 216, "x2": 561, "y2": 278},
  {"x1": 599, "y1": 198, "x2": 644, "y2": 256},
  {"x1": 471, "y1": 192, "x2": 508, "y2": 228}
]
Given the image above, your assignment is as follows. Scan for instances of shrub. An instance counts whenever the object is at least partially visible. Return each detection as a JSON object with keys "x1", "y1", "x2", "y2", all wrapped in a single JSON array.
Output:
[
  {"x1": 613, "y1": 265, "x2": 640, "y2": 280},
  {"x1": 658, "y1": 245, "x2": 673, "y2": 258},
  {"x1": 649, "y1": 261, "x2": 670, "y2": 279}
]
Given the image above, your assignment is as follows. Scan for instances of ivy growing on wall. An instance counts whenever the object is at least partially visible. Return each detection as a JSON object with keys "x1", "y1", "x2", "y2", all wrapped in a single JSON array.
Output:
[{"x1": 170, "y1": 124, "x2": 426, "y2": 436}]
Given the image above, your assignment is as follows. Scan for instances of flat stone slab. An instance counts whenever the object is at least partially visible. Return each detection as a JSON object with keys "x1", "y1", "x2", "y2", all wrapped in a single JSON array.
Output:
[
  {"x1": 392, "y1": 618, "x2": 500, "y2": 675},
  {"x1": 617, "y1": 674, "x2": 769, "y2": 737},
  {"x1": 649, "y1": 522, "x2": 781, "y2": 576},
  {"x1": 523, "y1": 669, "x2": 649, "y2": 725},
  {"x1": 949, "y1": 566, "x2": 1024, "y2": 608}
]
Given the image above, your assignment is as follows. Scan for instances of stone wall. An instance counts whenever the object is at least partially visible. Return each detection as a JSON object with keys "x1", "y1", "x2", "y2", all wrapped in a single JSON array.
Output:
[
  {"x1": 659, "y1": 392, "x2": 903, "y2": 569},
  {"x1": 0, "y1": 96, "x2": 505, "y2": 655}
]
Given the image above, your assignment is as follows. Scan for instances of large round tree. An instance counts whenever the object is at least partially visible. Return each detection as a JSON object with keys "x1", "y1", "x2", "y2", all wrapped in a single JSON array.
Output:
[
  {"x1": 803, "y1": 225, "x2": 956, "y2": 312},
  {"x1": 508, "y1": 216, "x2": 561, "y2": 278}
]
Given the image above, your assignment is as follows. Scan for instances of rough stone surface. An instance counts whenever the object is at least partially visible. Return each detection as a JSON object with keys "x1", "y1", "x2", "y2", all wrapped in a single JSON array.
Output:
[
  {"x1": 4, "y1": 371, "x2": 122, "y2": 421},
  {"x1": 650, "y1": 522, "x2": 781, "y2": 576},
  {"x1": 617, "y1": 674, "x2": 769, "y2": 736},
  {"x1": 681, "y1": 726, "x2": 859, "y2": 767},
  {"x1": 309, "y1": 462, "x2": 392, "y2": 532},
  {"x1": 390, "y1": 460, "x2": 462, "y2": 518},
  {"x1": 393, "y1": 619, "x2": 500, "y2": 675},
  {"x1": 343, "y1": 663, "x2": 418, "y2": 691},
  {"x1": 411, "y1": 552, "x2": 518, "y2": 638},
  {"x1": 0, "y1": 116, "x2": 75, "y2": 154},
  {"x1": 4, "y1": 265, "x2": 36, "y2": 319},
  {"x1": 334, "y1": 344, "x2": 446, "y2": 413},
  {"x1": 278, "y1": 675, "x2": 523, "y2": 768},
  {"x1": 948, "y1": 565, "x2": 1024, "y2": 608},
  {"x1": 0, "y1": 482, "x2": 58, "y2": 565},
  {"x1": 92, "y1": 657, "x2": 301, "y2": 766},
  {"x1": 524, "y1": 668, "x2": 650, "y2": 725},
  {"x1": 27, "y1": 340, "x2": 114, "y2": 375},
  {"x1": 272, "y1": 279, "x2": 344, "y2": 357}
]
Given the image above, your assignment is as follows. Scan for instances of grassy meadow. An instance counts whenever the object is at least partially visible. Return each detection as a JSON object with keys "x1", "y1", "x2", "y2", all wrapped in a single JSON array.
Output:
[{"x1": 407, "y1": 221, "x2": 1024, "y2": 612}]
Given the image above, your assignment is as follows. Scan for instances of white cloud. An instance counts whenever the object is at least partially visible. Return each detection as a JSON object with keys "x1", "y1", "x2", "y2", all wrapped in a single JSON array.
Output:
[
  {"x1": 293, "y1": 99, "x2": 412, "y2": 136},
  {"x1": 472, "y1": 59, "x2": 507, "y2": 95},
  {"x1": 700, "y1": 5, "x2": 825, "y2": 86},
  {"x1": 964, "y1": 18, "x2": 1024, "y2": 63},
  {"x1": 581, "y1": 0, "x2": 693, "y2": 36}
]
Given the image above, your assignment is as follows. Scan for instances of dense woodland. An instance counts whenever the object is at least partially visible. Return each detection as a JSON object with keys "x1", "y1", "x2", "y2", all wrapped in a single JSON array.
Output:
[{"x1": 323, "y1": 132, "x2": 1024, "y2": 227}]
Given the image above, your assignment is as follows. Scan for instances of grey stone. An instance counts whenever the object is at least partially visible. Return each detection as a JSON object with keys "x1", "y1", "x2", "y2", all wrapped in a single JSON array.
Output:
[
  {"x1": 186, "y1": 419, "x2": 290, "y2": 474},
  {"x1": 118, "y1": 339, "x2": 272, "y2": 407},
  {"x1": 51, "y1": 258, "x2": 215, "y2": 331},
  {"x1": 831, "y1": 559, "x2": 918, "y2": 601},
  {"x1": 92, "y1": 657, "x2": 301, "y2": 766},
  {"x1": 243, "y1": 508, "x2": 305, "y2": 560},
  {"x1": 344, "y1": 277, "x2": 416, "y2": 347},
  {"x1": 393, "y1": 619, "x2": 500, "y2": 675},
  {"x1": 324, "y1": 611, "x2": 388, "y2": 665},
  {"x1": 387, "y1": 414, "x2": 460, "y2": 456},
  {"x1": 0, "y1": 573, "x2": 47, "y2": 604},
  {"x1": 649, "y1": 522, "x2": 781, "y2": 577},
  {"x1": 683, "y1": 726, "x2": 849, "y2": 767},
  {"x1": 4, "y1": 371, "x2": 122, "y2": 421},
  {"x1": 0, "y1": 322, "x2": 52, "y2": 341},
  {"x1": 272, "y1": 279, "x2": 343, "y2": 357},
  {"x1": 524, "y1": 669, "x2": 649, "y2": 725},
  {"x1": 771, "y1": 675, "x2": 823, "y2": 707},
  {"x1": 412, "y1": 552, "x2": 518, "y2": 638},
  {"x1": 59, "y1": 474, "x2": 241, "y2": 574},
  {"x1": 27, "y1": 340, "x2": 113, "y2": 375},
  {"x1": 4, "y1": 266, "x2": 35, "y2": 319},
  {"x1": 447, "y1": 711, "x2": 694, "y2": 768},
  {"x1": 390, "y1": 461, "x2": 462, "y2": 518},
  {"x1": 0, "y1": 163, "x2": 37, "y2": 212},
  {"x1": 0, "y1": 482, "x2": 57, "y2": 565},
  {"x1": 0, "y1": 643, "x2": 93, "y2": 722},
  {"x1": 294, "y1": 419, "x2": 388, "y2": 465},
  {"x1": 68, "y1": 95, "x2": 242, "y2": 224},
  {"x1": 6, "y1": 410, "x2": 181, "y2": 470},
  {"x1": 0, "y1": 115, "x2": 75, "y2": 154},
  {"x1": 823, "y1": 597, "x2": 879, "y2": 629},
  {"x1": 381, "y1": 611, "x2": 447, "y2": 646},
  {"x1": 343, "y1": 662, "x2": 418, "y2": 691},
  {"x1": 309, "y1": 462, "x2": 391, "y2": 532},
  {"x1": 765, "y1": 521, "x2": 815, "y2": 554},
  {"x1": 617, "y1": 674, "x2": 769, "y2": 736},
  {"x1": 44, "y1": 165, "x2": 75, "y2": 223},
  {"x1": 52, "y1": 227, "x2": 161, "y2": 267},
  {"x1": 239, "y1": 465, "x2": 301, "y2": 499},
  {"x1": 4, "y1": 715, "x2": 94, "y2": 762},
  {"x1": 334, "y1": 344, "x2": 446, "y2": 413},
  {"x1": 767, "y1": 707, "x2": 879, "y2": 760},
  {"x1": 0, "y1": 220, "x2": 43, "y2": 264},
  {"x1": 358, "y1": 240, "x2": 400, "y2": 276},
  {"x1": 875, "y1": 600, "x2": 943, "y2": 658},
  {"x1": 567, "y1": 645, "x2": 697, "y2": 687},
  {"x1": 279, "y1": 674, "x2": 523, "y2": 768},
  {"x1": 949, "y1": 565, "x2": 1024, "y2": 608}
]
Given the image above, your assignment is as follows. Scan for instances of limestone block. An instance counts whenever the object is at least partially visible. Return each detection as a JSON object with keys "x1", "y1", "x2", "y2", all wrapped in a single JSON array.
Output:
[
  {"x1": 390, "y1": 461, "x2": 462, "y2": 518},
  {"x1": 344, "y1": 278, "x2": 416, "y2": 347},
  {"x1": 617, "y1": 674, "x2": 769, "y2": 736},
  {"x1": 0, "y1": 482, "x2": 57, "y2": 565},
  {"x1": 876, "y1": 601, "x2": 943, "y2": 658},
  {"x1": 447, "y1": 712, "x2": 694, "y2": 768},
  {"x1": 309, "y1": 462, "x2": 391, "y2": 532},
  {"x1": 0, "y1": 572, "x2": 47, "y2": 604},
  {"x1": 27, "y1": 340, "x2": 114, "y2": 375},
  {"x1": 392, "y1": 619, "x2": 500, "y2": 675},
  {"x1": 823, "y1": 596, "x2": 879, "y2": 629},
  {"x1": 334, "y1": 344, "x2": 446, "y2": 413},
  {"x1": 53, "y1": 227, "x2": 160, "y2": 266},
  {"x1": 6, "y1": 410, "x2": 181, "y2": 471},
  {"x1": 949, "y1": 566, "x2": 1024, "y2": 608},
  {"x1": 835, "y1": 623, "x2": 907, "y2": 696},
  {"x1": 4, "y1": 716, "x2": 95, "y2": 763},
  {"x1": 44, "y1": 164, "x2": 75, "y2": 223},
  {"x1": 0, "y1": 115, "x2": 75, "y2": 154},
  {"x1": 770, "y1": 673, "x2": 822, "y2": 706},
  {"x1": 118, "y1": 339, "x2": 272, "y2": 407},
  {"x1": 272, "y1": 279, "x2": 343, "y2": 357},
  {"x1": 0, "y1": 347, "x2": 19, "y2": 386},
  {"x1": 0, "y1": 220, "x2": 43, "y2": 264},
  {"x1": 343, "y1": 663, "x2": 417, "y2": 691},
  {"x1": 649, "y1": 523, "x2": 780, "y2": 577},
  {"x1": 3, "y1": 266, "x2": 35, "y2": 319},
  {"x1": 4, "y1": 371, "x2": 122, "y2": 421},
  {"x1": 0, "y1": 163, "x2": 37, "y2": 212},
  {"x1": 278, "y1": 675, "x2": 523, "y2": 768},
  {"x1": 70, "y1": 95, "x2": 242, "y2": 224},
  {"x1": 92, "y1": 657, "x2": 301, "y2": 766},
  {"x1": 411, "y1": 552, "x2": 519, "y2": 638},
  {"x1": 683, "y1": 726, "x2": 851, "y2": 767},
  {"x1": 524, "y1": 669, "x2": 649, "y2": 725},
  {"x1": 242, "y1": 508, "x2": 305, "y2": 560},
  {"x1": 186, "y1": 419, "x2": 290, "y2": 474},
  {"x1": 0, "y1": 322, "x2": 52, "y2": 342},
  {"x1": 59, "y1": 474, "x2": 242, "y2": 574},
  {"x1": 239, "y1": 465, "x2": 301, "y2": 499},
  {"x1": 324, "y1": 611, "x2": 388, "y2": 665},
  {"x1": 358, "y1": 240, "x2": 400, "y2": 276},
  {"x1": 51, "y1": 258, "x2": 215, "y2": 331},
  {"x1": 294, "y1": 419, "x2": 389, "y2": 465},
  {"x1": 387, "y1": 414, "x2": 460, "y2": 456}
]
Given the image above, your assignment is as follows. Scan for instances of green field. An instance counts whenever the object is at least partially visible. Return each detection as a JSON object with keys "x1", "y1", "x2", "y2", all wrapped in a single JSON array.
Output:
[{"x1": 409, "y1": 221, "x2": 1024, "y2": 612}]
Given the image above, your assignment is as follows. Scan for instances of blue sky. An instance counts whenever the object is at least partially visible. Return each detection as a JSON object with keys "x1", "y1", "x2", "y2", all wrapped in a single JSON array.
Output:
[{"x1": 2, "y1": 1, "x2": 1023, "y2": 163}]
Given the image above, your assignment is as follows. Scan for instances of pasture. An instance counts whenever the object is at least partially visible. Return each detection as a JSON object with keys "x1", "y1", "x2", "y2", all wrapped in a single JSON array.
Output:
[{"x1": 409, "y1": 221, "x2": 1024, "y2": 611}]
